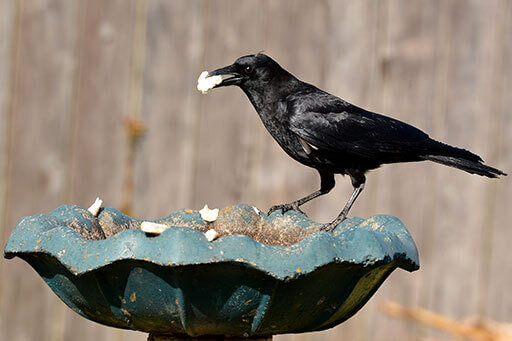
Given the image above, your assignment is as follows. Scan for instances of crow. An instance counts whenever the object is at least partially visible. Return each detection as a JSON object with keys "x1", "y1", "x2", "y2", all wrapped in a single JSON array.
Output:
[{"x1": 205, "y1": 53, "x2": 506, "y2": 231}]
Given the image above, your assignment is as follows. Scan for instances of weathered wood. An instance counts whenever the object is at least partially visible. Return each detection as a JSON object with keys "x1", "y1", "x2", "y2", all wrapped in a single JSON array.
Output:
[
  {"x1": 485, "y1": 0, "x2": 512, "y2": 323},
  {"x1": 0, "y1": 1, "x2": 82, "y2": 341},
  {"x1": 427, "y1": 0, "x2": 489, "y2": 321},
  {"x1": 0, "y1": 0, "x2": 17, "y2": 248},
  {"x1": 61, "y1": 1, "x2": 138, "y2": 340},
  {"x1": 0, "y1": 0, "x2": 17, "y2": 336},
  {"x1": 190, "y1": 0, "x2": 268, "y2": 211},
  {"x1": 134, "y1": 0, "x2": 207, "y2": 219}
]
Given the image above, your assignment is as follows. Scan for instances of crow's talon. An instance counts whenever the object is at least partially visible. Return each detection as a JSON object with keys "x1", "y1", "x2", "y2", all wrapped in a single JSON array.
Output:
[
  {"x1": 321, "y1": 223, "x2": 337, "y2": 232},
  {"x1": 267, "y1": 203, "x2": 307, "y2": 217},
  {"x1": 321, "y1": 214, "x2": 347, "y2": 232}
]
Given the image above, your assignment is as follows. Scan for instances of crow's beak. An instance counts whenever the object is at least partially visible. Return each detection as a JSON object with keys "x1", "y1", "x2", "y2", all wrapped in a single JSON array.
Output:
[{"x1": 208, "y1": 64, "x2": 242, "y2": 87}]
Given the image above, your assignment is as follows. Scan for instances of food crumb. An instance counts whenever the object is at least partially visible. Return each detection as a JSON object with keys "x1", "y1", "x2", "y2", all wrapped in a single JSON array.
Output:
[
  {"x1": 141, "y1": 221, "x2": 169, "y2": 236},
  {"x1": 197, "y1": 71, "x2": 222, "y2": 94},
  {"x1": 199, "y1": 204, "x2": 219, "y2": 222},
  {"x1": 87, "y1": 197, "x2": 103, "y2": 216},
  {"x1": 204, "y1": 229, "x2": 219, "y2": 242}
]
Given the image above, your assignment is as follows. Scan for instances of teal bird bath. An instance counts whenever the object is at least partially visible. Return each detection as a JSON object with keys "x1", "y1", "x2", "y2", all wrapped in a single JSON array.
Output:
[{"x1": 3, "y1": 204, "x2": 419, "y2": 339}]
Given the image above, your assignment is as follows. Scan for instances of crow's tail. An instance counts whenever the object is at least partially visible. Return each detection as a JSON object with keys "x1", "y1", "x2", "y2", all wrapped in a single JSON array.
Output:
[{"x1": 421, "y1": 141, "x2": 506, "y2": 178}]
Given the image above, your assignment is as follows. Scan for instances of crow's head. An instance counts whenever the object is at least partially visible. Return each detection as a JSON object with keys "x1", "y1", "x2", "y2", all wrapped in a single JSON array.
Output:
[{"x1": 207, "y1": 53, "x2": 290, "y2": 91}]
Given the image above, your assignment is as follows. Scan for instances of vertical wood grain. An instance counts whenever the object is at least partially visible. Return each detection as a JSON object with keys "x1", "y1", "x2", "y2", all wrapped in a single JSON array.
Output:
[
  {"x1": 67, "y1": 0, "x2": 136, "y2": 208},
  {"x1": 485, "y1": 0, "x2": 512, "y2": 323},
  {"x1": 190, "y1": 0, "x2": 267, "y2": 212},
  {"x1": 424, "y1": 0, "x2": 500, "y2": 329},
  {"x1": 0, "y1": 0, "x2": 16, "y2": 226},
  {"x1": 62, "y1": 1, "x2": 140, "y2": 340},
  {"x1": 0, "y1": 1, "x2": 82, "y2": 340},
  {"x1": 0, "y1": 0, "x2": 18, "y2": 335},
  {"x1": 133, "y1": 0, "x2": 208, "y2": 219}
]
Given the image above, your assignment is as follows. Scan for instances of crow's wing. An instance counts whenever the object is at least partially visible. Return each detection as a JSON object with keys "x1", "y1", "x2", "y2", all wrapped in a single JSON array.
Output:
[{"x1": 288, "y1": 99, "x2": 432, "y2": 159}]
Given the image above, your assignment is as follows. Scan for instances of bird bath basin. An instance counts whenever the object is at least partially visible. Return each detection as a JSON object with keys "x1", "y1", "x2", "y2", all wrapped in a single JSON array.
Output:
[{"x1": 3, "y1": 204, "x2": 419, "y2": 339}]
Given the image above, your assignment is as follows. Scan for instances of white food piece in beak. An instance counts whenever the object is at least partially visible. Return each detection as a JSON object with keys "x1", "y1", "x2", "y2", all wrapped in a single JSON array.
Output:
[
  {"x1": 197, "y1": 71, "x2": 222, "y2": 94},
  {"x1": 199, "y1": 204, "x2": 219, "y2": 222},
  {"x1": 87, "y1": 197, "x2": 103, "y2": 216},
  {"x1": 141, "y1": 221, "x2": 170, "y2": 235},
  {"x1": 204, "y1": 229, "x2": 220, "y2": 242}
]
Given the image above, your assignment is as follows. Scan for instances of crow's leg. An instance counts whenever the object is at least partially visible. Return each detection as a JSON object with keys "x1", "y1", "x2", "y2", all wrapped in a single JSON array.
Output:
[
  {"x1": 323, "y1": 173, "x2": 366, "y2": 231},
  {"x1": 268, "y1": 170, "x2": 335, "y2": 216}
]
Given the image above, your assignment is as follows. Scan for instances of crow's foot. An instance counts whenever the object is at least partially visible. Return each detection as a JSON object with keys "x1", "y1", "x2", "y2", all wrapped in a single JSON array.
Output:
[
  {"x1": 267, "y1": 203, "x2": 307, "y2": 217},
  {"x1": 321, "y1": 214, "x2": 347, "y2": 232}
]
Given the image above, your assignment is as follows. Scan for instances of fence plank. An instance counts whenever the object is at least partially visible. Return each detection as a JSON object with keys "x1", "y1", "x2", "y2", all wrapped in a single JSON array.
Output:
[
  {"x1": 0, "y1": 1, "x2": 82, "y2": 340},
  {"x1": 190, "y1": 0, "x2": 269, "y2": 212},
  {"x1": 486, "y1": 0, "x2": 512, "y2": 323},
  {"x1": 62, "y1": 1, "x2": 139, "y2": 340},
  {"x1": 133, "y1": 0, "x2": 208, "y2": 219},
  {"x1": 0, "y1": 0, "x2": 17, "y2": 245},
  {"x1": 420, "y1": 0, "x2": 500, "y2": 329},
  {"x1": 0, "y1": 0, "x2": 17, "y2": 337}
]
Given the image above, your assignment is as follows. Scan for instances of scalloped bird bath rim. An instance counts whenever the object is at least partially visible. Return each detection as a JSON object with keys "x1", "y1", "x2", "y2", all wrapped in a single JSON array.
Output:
[{"x1": 4, "y1": 204, "x2": 419, "y2": 338}]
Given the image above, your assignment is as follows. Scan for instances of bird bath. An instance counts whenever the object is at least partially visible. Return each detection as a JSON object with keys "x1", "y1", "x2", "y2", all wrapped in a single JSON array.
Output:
[{"x1": 4, "y1": 204, "x2": 419, "y2": 339}]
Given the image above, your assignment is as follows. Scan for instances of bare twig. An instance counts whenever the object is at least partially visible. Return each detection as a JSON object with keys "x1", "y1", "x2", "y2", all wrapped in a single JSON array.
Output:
[{"x1": 381, "y1": 301, "x2": 512, "y2": 341}]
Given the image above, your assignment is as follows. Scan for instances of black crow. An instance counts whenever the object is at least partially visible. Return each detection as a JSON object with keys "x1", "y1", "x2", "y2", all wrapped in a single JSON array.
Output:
[{"x1": 205, "y1": 53, "x2": 506, "y2": 231}]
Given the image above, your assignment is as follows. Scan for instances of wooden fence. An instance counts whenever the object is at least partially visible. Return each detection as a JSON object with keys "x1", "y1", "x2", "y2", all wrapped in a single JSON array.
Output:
[{"x1": 0, "y1": 1, "x2": 510, "y2": 340}]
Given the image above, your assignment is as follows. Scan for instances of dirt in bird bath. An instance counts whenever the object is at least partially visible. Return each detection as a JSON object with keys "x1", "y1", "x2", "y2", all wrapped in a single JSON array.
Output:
[{"x1": 70, "y1": 205, "x2": 327, "y2": 246}]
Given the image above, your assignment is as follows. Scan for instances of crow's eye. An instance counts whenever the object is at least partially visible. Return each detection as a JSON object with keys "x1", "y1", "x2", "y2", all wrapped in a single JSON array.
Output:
[{"x1": 244, "y1": 66, "x2": 254, "y2": 74}]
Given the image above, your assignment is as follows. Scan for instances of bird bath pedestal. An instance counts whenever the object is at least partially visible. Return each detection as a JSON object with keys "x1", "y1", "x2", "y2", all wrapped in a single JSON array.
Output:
[
  {"x1": 148, "y1": 335, "x2": 270, "y2": 341},
  {"x1": 4, "y1": 204, "x2": 419, "y2": 339}
]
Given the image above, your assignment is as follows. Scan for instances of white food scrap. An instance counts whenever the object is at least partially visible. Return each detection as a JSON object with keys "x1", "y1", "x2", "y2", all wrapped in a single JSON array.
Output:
[
  {"x1": 141, "y1": 221, "x2": 169, "y2": 235},
  {"x1": 199, "y1": 204, "x2": 219, "y2": 222},
  {"x1": 197, "y1": 71, "x2": 222, "y2": 94},
  {"x1": 87, "y1": 197, "x2": 103, "y2": 216},
  {"x1": 204, "y1": 229, "x2": 220, "y2": 242}
]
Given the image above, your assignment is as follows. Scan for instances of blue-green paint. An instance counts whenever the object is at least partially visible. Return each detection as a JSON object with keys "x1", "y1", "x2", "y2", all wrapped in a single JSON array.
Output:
[{"x1": 4, "y1": 204, "x2": 418, "y2": 337}]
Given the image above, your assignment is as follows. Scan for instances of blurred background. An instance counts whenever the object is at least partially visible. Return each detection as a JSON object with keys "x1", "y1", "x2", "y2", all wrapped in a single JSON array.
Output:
[{"x1": 0, "y1": 0, "x2": 511, "y2": 340}]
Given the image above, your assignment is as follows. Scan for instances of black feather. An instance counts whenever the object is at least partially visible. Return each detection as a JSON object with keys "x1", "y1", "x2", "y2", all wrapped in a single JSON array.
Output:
[{"x1": 208, "y1": 53, "x2": 506, "y2": 229}]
